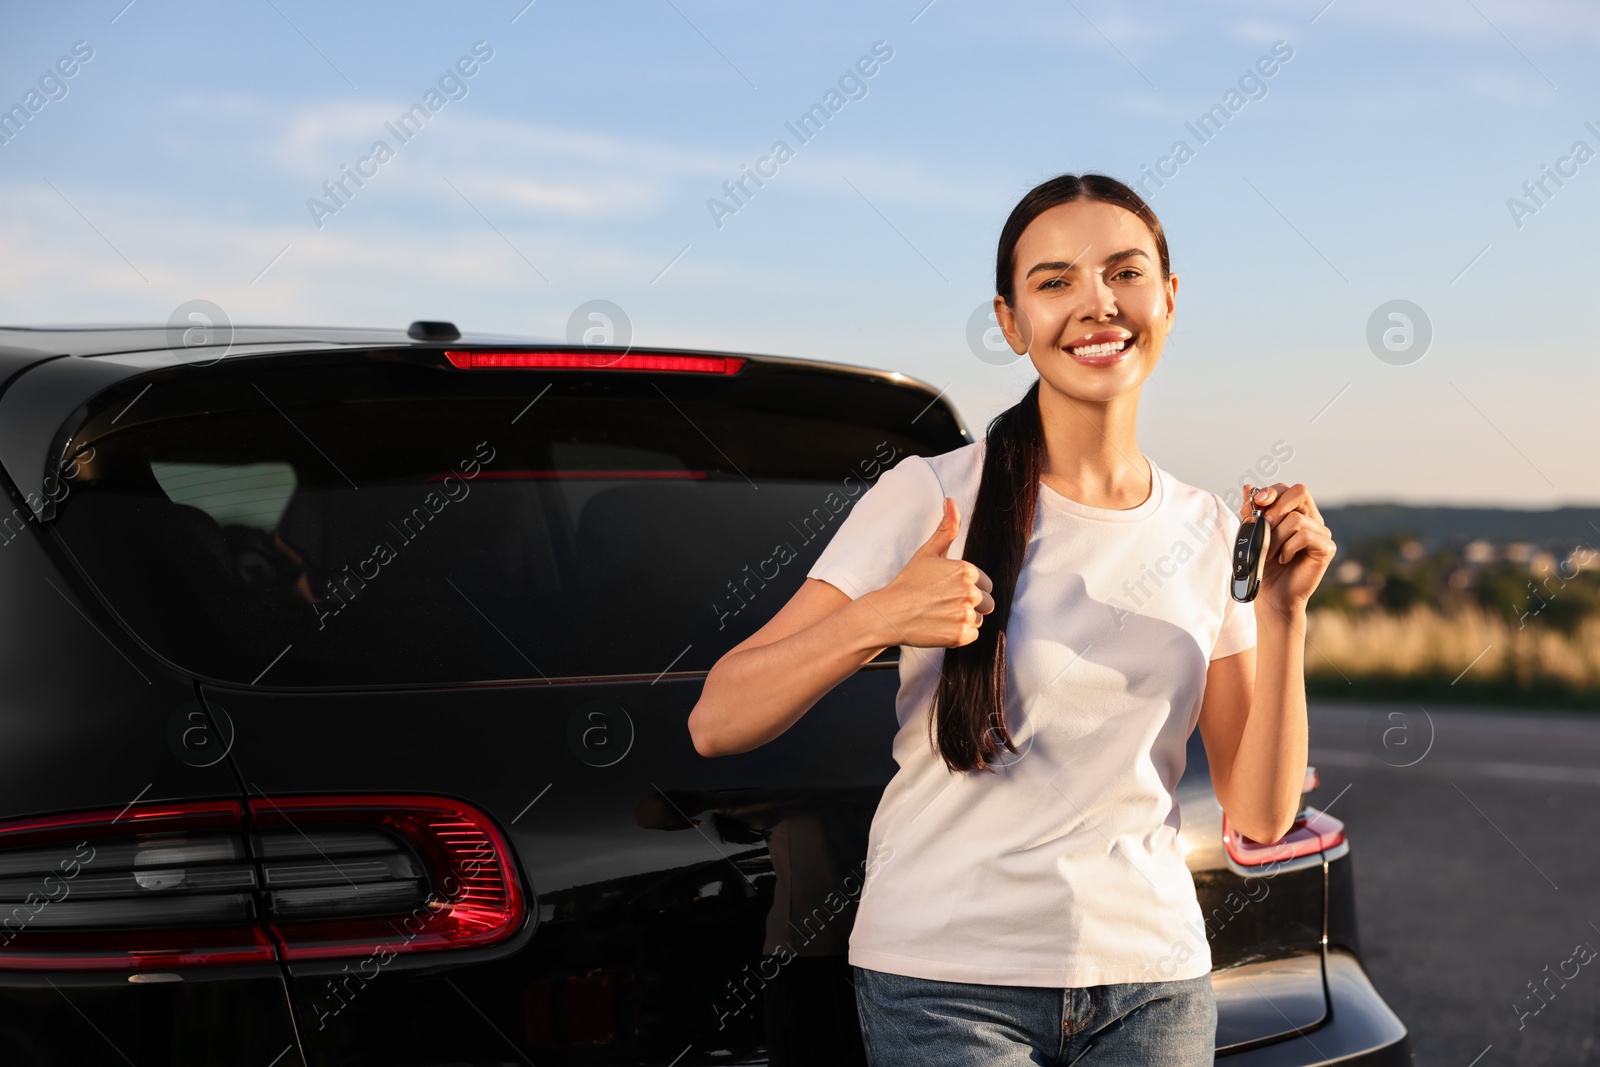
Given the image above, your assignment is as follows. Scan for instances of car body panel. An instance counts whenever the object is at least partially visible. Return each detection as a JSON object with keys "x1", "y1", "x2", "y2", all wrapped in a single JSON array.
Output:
[
  {"x1": 0, "y1": 971, "x2": 304, "y2": 1067},
  {"x1": 0, "y1": 498, "x2": 239, "y2": 820},
  {"x1": 1213, "y1": 952, "x2": 1325, "y2": 1052},
  {"x1": 1217, "y1": 950, "x2": 1412, "y2": 1064}
]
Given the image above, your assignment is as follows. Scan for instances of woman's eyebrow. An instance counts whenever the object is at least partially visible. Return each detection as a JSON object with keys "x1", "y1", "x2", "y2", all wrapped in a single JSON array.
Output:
[
  {"x1": 1025, "y1": 260, "x2": 1074, "y2": 279},
  {"x1": 1024, "y1": 248, "x2": 1150, "y2": 278}
]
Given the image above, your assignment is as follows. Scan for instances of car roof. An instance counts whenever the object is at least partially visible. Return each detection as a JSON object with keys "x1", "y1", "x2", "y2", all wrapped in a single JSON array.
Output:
[
  {"x1": 0, "y1": 324, "x2": 546, "y2": 358},
  {"x1": 0, "y1": 325, "x2": 946, "y2": 389},
  {"x1": 0, "y1": 324, "x2": 971, "y2": 519},
  {"x1": 0, "y1": 324, "x2": 954, "y2": 395}
]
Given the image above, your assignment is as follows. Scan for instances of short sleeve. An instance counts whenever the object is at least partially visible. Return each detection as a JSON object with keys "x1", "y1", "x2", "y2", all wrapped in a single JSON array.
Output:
[
  {"x1": 805, "y1": 454, "x2": 944, "y2": 601},
  {"x1": 1212, "y1": 587, "x2": 1258, "y2": 660},
  {"x1": 1209, "y1": 492, "x2": 1258, "y2": 660}
]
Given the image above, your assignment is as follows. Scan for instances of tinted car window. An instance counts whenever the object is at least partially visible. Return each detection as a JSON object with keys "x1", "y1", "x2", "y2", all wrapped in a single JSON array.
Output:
[{"x1": 48, "y1": 355, "x2": 953, "y2": 687}]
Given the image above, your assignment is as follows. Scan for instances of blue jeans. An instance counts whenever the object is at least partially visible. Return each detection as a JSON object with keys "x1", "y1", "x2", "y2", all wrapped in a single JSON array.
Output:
[{"x1": 851, "y1": 965, "x2": 1217, "y2": 1066}]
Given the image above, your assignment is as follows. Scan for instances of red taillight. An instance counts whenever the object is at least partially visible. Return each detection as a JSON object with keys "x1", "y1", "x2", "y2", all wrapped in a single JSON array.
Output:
[
  {"x1": 0, "y1": 799, "x2": 272, "y2": 971},
  {"x1": 250, "y1": 795, "x2": 523, "y2": 961},
  {"x1": 0, "y1": 795, "x2": 523, "y2": 970},
  {"x1": 443, "y1": 349, "x2": 745, "y2": 374},
  {"x1": 0, "y1": 799, "x2": 242, "y2": 837},
  {"x1": 1222, "y1": 807, "x2": 1346, "y2": 867}
]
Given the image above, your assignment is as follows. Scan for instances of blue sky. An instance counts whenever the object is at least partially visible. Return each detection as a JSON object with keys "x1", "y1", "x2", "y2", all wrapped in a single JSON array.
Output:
[{"x1": 3, "y1": 0, "x2": 1597, "y2": 507}]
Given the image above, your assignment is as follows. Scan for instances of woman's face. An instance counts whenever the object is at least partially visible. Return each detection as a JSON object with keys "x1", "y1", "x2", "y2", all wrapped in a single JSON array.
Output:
[{"x1": 995, "y1": 199, "x2": 1176, "y2": 404}]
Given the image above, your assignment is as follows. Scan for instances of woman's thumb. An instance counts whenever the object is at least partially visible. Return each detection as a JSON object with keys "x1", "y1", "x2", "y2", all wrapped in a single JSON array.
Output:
[{"x1": 915, "y1": 497, "x2": 959, "y2": 557}]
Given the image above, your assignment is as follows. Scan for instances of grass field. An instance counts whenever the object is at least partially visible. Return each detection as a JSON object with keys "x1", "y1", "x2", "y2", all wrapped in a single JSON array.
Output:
[{"x1": 1302, "y1": 606, "x2": 1600, "y2": 710}]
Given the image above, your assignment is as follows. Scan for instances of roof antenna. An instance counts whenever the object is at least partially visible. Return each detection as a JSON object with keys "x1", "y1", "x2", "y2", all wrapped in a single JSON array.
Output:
[{"x1": 408, "y1": 321, "x2": 460, "y2": 341}]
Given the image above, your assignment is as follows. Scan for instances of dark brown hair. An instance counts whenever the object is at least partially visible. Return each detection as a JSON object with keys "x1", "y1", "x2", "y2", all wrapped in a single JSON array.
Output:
[{"x1": 929, "y1": 173, "x2": 1172, "y2": 773}]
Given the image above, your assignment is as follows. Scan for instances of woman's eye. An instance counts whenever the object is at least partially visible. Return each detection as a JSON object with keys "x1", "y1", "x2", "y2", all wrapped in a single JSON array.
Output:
[
  {"x1": 1114, "y1": 268, "x2": 1143, "y2": 281},
  {"x1": 1039, "y1": 278, "x2": 1067, "y2": 290}
]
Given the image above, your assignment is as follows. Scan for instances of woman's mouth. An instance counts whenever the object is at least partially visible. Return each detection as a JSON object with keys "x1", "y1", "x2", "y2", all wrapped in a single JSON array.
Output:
[{"x1": 1066, "y1": 333, "x2": 1134, "y2": 367}]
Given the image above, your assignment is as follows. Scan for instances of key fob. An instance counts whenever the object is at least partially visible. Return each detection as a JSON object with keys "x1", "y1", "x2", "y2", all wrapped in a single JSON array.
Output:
[{"x1": 1230, "y1": 500, "x2": 1271, "y2": 603}]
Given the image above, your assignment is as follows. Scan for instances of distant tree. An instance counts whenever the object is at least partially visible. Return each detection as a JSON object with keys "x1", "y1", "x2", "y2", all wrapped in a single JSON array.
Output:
[
  {"x1": 1308, "y1": 583, "x2": 1350, "y2": 614},
  {"x1": 1474, "y1": 568, "x2": 1527, "y2": 624},
  {"x1": 1377, "y1": 574, "x2": 1424, "y2": 612},
  {"x1": 1525, "y1": 580, "x2": 1599, "y2": 635}
]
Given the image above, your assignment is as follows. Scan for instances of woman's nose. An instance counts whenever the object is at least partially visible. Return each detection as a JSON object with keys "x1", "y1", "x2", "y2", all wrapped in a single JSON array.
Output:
[{"x1": 1081, "y1": 274, "x2": 1117, "y2": 320}]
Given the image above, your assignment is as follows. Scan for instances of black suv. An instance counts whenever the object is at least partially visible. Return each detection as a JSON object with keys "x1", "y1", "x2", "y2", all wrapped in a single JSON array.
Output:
[{"x1": 0, "y1": 324, "x2": 1411, "y2": 1065}]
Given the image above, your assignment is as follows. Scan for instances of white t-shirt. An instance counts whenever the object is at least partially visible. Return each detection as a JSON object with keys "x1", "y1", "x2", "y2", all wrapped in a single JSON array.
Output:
[{"x1": 804, "y1": 439, "x2": 1256, "y2": 987}]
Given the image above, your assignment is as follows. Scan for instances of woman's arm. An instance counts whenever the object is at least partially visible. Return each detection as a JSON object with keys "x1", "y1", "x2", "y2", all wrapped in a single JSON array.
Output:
[
  {"x1": 688, "y1": 578, "x2": 894, "y2": 757},
  {"x1": 689, "y1": 496, "x2": 995, "y2": 757},
  {"x1": 1198, "y1": 481, "x2": 1335, "y2": 844},
  {"x1": 1198, "y1": 620, "x2": 1306, "y2": 844}
]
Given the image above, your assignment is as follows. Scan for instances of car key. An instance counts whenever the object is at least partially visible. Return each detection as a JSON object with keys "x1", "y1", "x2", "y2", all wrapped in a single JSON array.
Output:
[{"x1": 1230, "y1": 494, "x2": 1271, "y2": 603}]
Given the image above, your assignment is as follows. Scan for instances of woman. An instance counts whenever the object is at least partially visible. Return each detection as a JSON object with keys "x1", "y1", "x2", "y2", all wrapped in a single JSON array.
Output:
[{"x1": 688, "y1": 173, "x2": 1335, "y2": 1066}]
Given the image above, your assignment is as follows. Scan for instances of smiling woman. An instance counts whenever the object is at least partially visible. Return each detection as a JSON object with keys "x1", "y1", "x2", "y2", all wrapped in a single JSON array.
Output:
[{"x1": 690, "y1": 172, "x2": 1337, "y2": 1067}]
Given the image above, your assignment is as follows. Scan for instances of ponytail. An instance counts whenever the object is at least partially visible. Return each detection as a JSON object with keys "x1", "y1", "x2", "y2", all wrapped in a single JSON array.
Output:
[{"x1": 927, "y1": 378, "x2": 1044, "y2": 771}]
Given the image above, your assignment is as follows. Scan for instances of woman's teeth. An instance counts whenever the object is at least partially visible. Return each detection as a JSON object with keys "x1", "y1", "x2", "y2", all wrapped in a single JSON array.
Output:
[{"x1": 1070, "y1": 339, "x2": 1129, "y2": 357}]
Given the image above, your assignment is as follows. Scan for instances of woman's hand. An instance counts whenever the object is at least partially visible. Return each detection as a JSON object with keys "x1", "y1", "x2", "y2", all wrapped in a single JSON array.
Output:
[
  {"x1": 863, "y1": 496, "x2": 996, "y2": 648},
  {"x1": 1239, "y1": 482, "x2": 1336, "y2": 616}
]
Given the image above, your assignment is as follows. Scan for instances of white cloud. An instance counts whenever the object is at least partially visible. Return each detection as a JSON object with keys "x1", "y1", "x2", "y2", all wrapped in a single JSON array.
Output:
[{"x1": 448, "y1": 172, "x2": 666, "y2": 218}]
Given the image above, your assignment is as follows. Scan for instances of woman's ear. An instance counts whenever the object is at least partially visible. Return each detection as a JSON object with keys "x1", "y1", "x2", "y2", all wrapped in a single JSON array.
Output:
[{"x1": 994, "y1": 295, "x2": 1029, "y2": 354}]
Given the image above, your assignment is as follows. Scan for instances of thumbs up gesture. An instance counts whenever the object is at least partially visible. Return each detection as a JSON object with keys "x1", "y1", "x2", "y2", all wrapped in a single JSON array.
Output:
[{"x1": 866, "y1": 497, "x2": 996, "y2": 648}]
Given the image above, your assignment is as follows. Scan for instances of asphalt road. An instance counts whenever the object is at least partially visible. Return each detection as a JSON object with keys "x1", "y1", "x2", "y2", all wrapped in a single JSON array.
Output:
[{"x1": 1306, "y1": 699, "x2": 1600, "y2": 1067}]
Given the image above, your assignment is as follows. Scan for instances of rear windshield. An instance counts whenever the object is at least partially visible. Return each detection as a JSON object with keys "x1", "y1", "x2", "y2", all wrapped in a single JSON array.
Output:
[{"x1": 48, "y1": 353, "x2": 961, "y2": 687}]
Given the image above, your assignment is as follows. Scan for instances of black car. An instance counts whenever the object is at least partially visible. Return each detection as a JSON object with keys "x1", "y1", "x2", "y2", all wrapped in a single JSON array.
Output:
[{"x1": 0, "y1": 323, "x2": 1411, "y2": 1065}]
